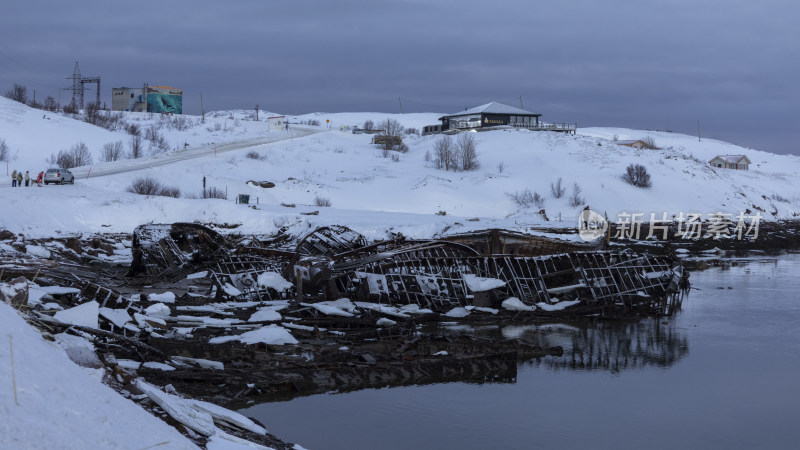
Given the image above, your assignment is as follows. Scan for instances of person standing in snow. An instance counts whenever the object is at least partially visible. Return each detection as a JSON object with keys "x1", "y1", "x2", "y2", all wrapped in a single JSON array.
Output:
[
  {"x1": 11, "y1": 169, "x2": 17, "y2": 187},
  {"x1": 16, "y1": 171, "x2": 23, "y2": 187},
  {"x1": 36, "y1": 171, "x2": 44, "y2": 186},
  {"x1": 24, "y1": 171, "x2": 30, "y2": 187}
]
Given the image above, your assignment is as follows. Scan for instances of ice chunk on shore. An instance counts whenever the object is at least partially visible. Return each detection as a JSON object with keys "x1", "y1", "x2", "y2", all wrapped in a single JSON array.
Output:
[
  {"x1": 210, "y1": 324, "x2": 298, "y2": 345},
  {"x1": 53, "y1": 301, "x2": 99, "y2": 328},
  {"x1": 501, "y1": 297, "x2": 536, "y2": 312}
]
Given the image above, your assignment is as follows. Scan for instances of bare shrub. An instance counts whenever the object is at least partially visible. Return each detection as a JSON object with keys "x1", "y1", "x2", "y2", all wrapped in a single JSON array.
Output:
[
  {"x1": 0, "y1": 138, "x2": 9, "y2": 161},
  {"x1": 641, "y1": 136, "x2": 658, "y2": 150},
  {"x1": 158, "y1": 185, "x2": 181, "y2": 198},
  {"x1": 314, "y1": 195, "x2": 331, "y2": 207},
  {"x1": 203, "y1": 187, "x2": 227, "y2": 199},
  {"x1": 432, "y1": 136, "x2": 455, "y2": 170},
  {"x1": 497, "y1": 162, "x2": 505, "y2": 173},
  {"x1": 53, "y1": 142, "x2": 93, "y2": 168},
  {"x1": 424, "y1": 150, "x2": 431, "y2": 162},
  {"x1": 455, "y1": 133, "x2": 479, "y2": 171},
  {"x1": 550, "y1": 177, "x2": 566, "y2": 198},
  {"x1": 404, "y1": 127, "x2": 419, "y2": 136},
  {"x1": 126, "y1": 123, "x2": 141, "y2": 136},
  {"x1": 397, "y1": 143, "x2": 409, "y2": 153},
  {"x1": 129, "y1": 134, "x2": 143, "y2": 159},
  {"x1": 507, "y1": 188, "x2": 544, "y2": 209},
  {"x1": 772, "y1": 193, "x2": 790, "y2": 203},
  {"x1": 246, "y1": 151, "x2": 261, "y2": 160},
  {"x1": 100, "y1": 141, "x2": 125, "y2": 162},
  {"x1": 4, "y1": 83, "x2": 27, "y2": 103},
  {"x1": 379, "y1": 118, "x2": 404, "y2": 136},
  {"x1": 43, "y1": 96, "x2": 57, "y2": 111},
  {"x1": 127, "y1": 176, "x2": 164, "y2": 195},
  {"x1": 391, "y1": 153, "x2": 400, "y2": 162},
  {"x1": 568, "y1": 183, "x2": 586, "y2": 207},
  {"x1": 612, "y1": 134, "x2": 619, "y2": 141},
  {"x1": 622, "y1": 163, "x2": 653, "y2": 188},
  {"x1": 363, "y1": 120, "x2": 374, "y2": 130}
]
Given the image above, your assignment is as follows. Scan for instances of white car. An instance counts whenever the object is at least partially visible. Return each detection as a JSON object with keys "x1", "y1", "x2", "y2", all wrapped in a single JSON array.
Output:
[{"x1": 44, "y1": 168, "x2": 75, "y2": 185}]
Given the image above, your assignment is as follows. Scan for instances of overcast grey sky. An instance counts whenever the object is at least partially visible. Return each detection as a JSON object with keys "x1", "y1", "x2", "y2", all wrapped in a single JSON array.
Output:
[{"x1": 1, "y1": 0, "x2": 797, "y2": 154}]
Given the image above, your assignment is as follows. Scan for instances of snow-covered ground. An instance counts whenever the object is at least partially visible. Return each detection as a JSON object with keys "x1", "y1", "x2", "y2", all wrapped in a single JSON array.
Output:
[
  {"x1": 2, "y1": 97, "x2": 798, "y2": 240},
  {"x1": 0, "y1": 301, "x2": 198, "y2": 450}
]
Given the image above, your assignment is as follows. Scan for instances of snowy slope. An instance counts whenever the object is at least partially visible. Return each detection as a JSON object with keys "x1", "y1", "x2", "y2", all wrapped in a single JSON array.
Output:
[
  {"x1": 0, "y1": 301, "x2": 197, "y2": 450},
  {"x1": 2, "y1": 96, "x2": 799, "y2": 239}
]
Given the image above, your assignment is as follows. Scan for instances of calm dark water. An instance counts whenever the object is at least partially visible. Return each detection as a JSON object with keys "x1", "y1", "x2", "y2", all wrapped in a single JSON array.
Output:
[{"x1": 243, "y1": 255, "x2": 800, "y2": 449}]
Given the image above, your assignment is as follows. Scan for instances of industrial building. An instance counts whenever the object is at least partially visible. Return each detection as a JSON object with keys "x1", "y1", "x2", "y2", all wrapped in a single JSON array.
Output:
[{"x1": 111, "y1": 85, "x2": 183, "y2": 114}]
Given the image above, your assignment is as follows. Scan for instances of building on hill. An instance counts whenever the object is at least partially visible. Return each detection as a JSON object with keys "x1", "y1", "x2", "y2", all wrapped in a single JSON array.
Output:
[
  {"x1": 111, "y1": 87, "x2": 146, "y2": 112},
  {"x1": 709, "y1": 155, "x2": 751, "y2": 170},
  {"x1": 112, "y1": 85, "x2": 182, "y2": 114},
  {"x1": 422, "y1": 102, "x2": 576, "y2": 135},
  {"x1": 615, "y1": 139, "x2": 648, "y2": 149}
]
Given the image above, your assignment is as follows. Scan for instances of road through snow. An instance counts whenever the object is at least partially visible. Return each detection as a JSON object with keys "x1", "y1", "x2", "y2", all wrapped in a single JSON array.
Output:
[{"x1": 69, "y1": 126, "x2": 323, "y2": 179}]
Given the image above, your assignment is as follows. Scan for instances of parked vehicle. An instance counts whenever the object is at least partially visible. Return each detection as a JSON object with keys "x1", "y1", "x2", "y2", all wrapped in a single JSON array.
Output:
[{"x1": 44, "y1": 168, "x2": 75, "y2": 185}]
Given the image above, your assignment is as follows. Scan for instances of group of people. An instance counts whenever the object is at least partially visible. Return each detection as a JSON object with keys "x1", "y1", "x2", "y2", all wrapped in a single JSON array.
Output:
[{"x1": 10, "y1": 170, "x2": 44, "y2": 187}]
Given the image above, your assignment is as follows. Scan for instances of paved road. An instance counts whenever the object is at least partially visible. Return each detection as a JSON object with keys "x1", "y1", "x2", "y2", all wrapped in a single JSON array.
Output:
[{"x1": 70, "y1": 126, "x2": 324, "y2": 179}]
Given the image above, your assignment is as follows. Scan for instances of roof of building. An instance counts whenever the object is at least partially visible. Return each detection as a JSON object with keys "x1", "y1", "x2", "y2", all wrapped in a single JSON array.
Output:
[
  {"x1": 443, "y1": 102, "x2": 541, "y2": 118},
  {"x1": 710, "y1": 155, "x2": 751, "y2": 164}
]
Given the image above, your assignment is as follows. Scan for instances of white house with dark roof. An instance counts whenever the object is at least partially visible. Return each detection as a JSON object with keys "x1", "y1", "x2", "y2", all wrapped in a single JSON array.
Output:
[
  {"x1": 422, "y1": 102, "x2": 575, "y2": 135},
  {"x1": 709, "y1": 155, "x2": 751, "y2": 170}
]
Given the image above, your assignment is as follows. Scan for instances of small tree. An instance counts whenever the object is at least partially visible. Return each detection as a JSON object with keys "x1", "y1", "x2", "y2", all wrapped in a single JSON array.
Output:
[
  {"x1": 568, "y1": 182, "x2": 585, "y2": 207},
  {"x1": 0, "y1": 138, "x2": 9, "y2": 162},
  {"x1": 129, "y1": 134, "x2": 143, "y2": 159},
  {"x1": 363, "y1": 120, "x2": 374, "y2": 130},
  {"x1": 622, "y1": 163, "x2": 652, "y2": 187},
  {"x1": 550, "y1": 177, "x2": 566, "y2": 198},
  {"x1": 43, "y1": 96, "x2": 57, "y2": 111},
  {"x1": 100, "y1": 141, "x2": 125, "y2": 162},
  {"x1": 314, "y1": 195, "x2": 331, "y2": 207},
  {"x1": 432, "y1": 135, "x2": 455, "y2": 170},
  {"x1": 4, "y1": 83, "x2": 27, "y2": 104},
  {"x1": 455, "y1": 133, "x2": 479, "y2": 171},
  {"x1": 53, "y1": 142, "x2": 92, "y2": 168},
  {"x1": 641, "y1": 136, "x2": 658, "y2": 150}
]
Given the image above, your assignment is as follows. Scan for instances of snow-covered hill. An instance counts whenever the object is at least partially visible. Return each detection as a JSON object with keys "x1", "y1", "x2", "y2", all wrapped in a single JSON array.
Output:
[{"x1": 1, "y1": 96, "x2": 798, "y2": 238}]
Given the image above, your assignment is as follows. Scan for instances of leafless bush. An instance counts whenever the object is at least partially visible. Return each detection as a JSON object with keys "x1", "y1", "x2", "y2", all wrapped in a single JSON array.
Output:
[
  {"x1": 379, "y1": 118, "x2": 404, "y2": 137},
  {"x1": 568, "y1": 183, "x2": 585, "y2": 207},
  {"x1": 550, "y1": 177, "x2": 566, "y2": 198},
  {"x1": 43, "y1": 96, "x2": 57, "y2": 111},
  {"x1": 455, "y1": 133, "x2": 479, "y2": 171},
  {"x1": 126, "y1": 176, "x2": 164, "y2": 196},
  {"x1": 126, "y1": 123, "x2": 141, "y2": 136},
  {"x1": 507, "y1": 188, "x2": 544, "y2": 209},
  {"x1": 363, "y1": 120, "x2": 374, "y2": 130},
  {"x1": 612, "y1": 134, "x2": 619, "y2": 141},
  {"x1": 432, "y1": 136, "x2": 455, "y2": 170},
  {"x1": 567, "y1": 184, "x2": 585, "y2": 207},
  {"x1": 0, "y1": 138, "x2": 9, "y2": 161},
  {"x1": 391, "y1": 153, "x2": 400, "y2": 162},
  {"x1": 62, "y1": 102, "x2": 78, "y2": 114},
  {"x1": 203, "y1": 187, "x2": 227, "y2": 199},
  {"x1": 772, "y1": 193, "x2": 790, "y2": 203},
  {"x1": 100, "y1": 141, "x2": 125, "y2": 162},
  {"x1": 397, "y1": 143, "x2": 409, "y2": 153},
  {"x1": 52, "y1": 142, "x2": 93, "y2": 168},
  {"x1": 622, "y1": 163, "x2": 653, "y2": 188},
  {"x1": 424, "y1": 150, "x2": 431, "y2": 162},
  {"x1": 246, "y1": 151, "x2": 261, "y2": 160},
  {"x1": 129, "y1": 134, "x2": 143, "y2": 159},
  {"x1": 497, "y1": 162, "x2": 505, "y2": 173},
  {"x1": 404, "y1": 127, "x2": 419, "y2": 136},
  {"x1": 641, "y1": 136, "x2": 658, "y2": 149},
  {"x1": 158, "y1": 185, "x2": 181, "y2": 198},
  {"x1": 314, "y1": 195, "x2": 331, "y2": 207},
  {"x1": 4, "y1": 83, "x2": 27, "y2": 103}
]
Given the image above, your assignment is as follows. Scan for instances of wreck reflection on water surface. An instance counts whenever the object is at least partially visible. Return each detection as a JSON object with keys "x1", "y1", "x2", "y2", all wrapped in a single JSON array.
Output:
[{"x1": 243, "y1": 255, "x2": 800, "y2": 450}]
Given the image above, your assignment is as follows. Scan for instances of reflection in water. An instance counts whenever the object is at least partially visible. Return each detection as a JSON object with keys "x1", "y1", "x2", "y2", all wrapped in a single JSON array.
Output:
[{"x1": 434, "y1": 317, "x2": 689, "y2": 374}]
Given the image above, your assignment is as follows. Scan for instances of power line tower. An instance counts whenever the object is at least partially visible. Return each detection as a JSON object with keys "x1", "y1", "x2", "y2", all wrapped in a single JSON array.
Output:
[{"x1": 66, "y1": 61, "x2": 101, "y2": 109}]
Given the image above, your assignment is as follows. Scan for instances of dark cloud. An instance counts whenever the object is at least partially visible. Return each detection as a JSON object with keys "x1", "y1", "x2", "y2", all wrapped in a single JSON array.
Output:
[{"x1": 1, "y1": 0, "x2": 796, "y2": 154}]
